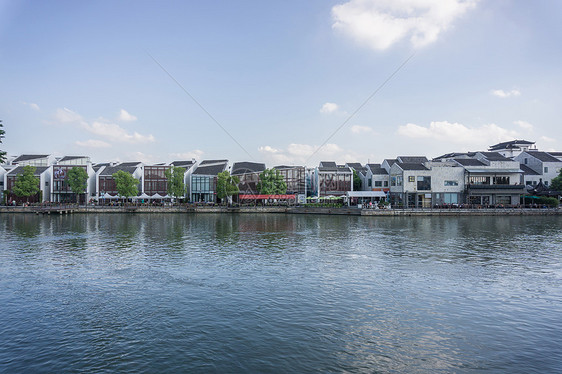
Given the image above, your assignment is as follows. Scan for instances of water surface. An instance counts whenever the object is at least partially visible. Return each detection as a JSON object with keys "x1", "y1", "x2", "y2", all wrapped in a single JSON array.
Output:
[{"x1": 0, "y1": 214, "x2": 560, "y2": 373}]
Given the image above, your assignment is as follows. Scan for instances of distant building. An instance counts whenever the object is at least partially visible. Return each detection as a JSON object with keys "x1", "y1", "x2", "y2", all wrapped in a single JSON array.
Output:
[
  {"x1": 189, "y1": 160, "x2": 228, "y2": 203},
  {"x1": 50, "y1": 156, "x2": 95, "y2": 203},
  {"x1": 5, "y1": 165, "x2": 51, "y2": 203},
  {"x1": 231, "y1": 161, "x2": 266, "y2": 195},
  {"x1": 97, "y1": 162, "x2": 143, "y2": 199},
  {"x1": 365, "y1": 163, "x2": 389, "y2": 193},
  {"x1": 488, "y1": 140, "x2": 536, "y2": 158},
  {"x1": 312, "y1": 161, "x2": 353, "y2": 197},
  {"x1": 514, "y1": 151, "x2": 562, "y2": 188},
  {"x1": 273, "y1": 165, "x2": 307, "y2": 196}
]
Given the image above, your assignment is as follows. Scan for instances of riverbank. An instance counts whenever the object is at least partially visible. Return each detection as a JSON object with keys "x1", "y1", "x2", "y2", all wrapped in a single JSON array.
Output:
[{"x1": 1, "y1": 205, "x2": 560, "y2": 216}]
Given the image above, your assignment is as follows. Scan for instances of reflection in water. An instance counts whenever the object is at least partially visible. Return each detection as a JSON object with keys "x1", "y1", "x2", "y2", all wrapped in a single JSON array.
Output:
[{"x1": 0, "y1": 213, "x2": 560, "y2": 373}]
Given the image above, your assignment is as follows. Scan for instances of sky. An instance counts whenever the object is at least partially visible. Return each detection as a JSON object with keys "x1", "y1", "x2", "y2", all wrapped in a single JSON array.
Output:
[{"x1": 1, "y1": 0, "x2": 561, "y2": 166}]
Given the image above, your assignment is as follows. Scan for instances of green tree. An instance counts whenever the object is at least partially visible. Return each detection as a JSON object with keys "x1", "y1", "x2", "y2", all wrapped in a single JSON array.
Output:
[
  {"x1": 216, "y1": 171, "x2": 239, "y2": 205},
  {"x1": 0, "y1": 120, "x2": 6, "y2": 164},
  {"x1": 67, "y1": 167, "x2": 89, "y2": 204},
  {"x1": 112, "y1": 170, "x2": 138, "y2": 202},
  {"x1": 165, "y1": 166, "x2": 186, "y2": 202},
  {"x1": 353, "y1": 170, "x2": 361, "y2": 191},
  {"x1": 551, "y1": 169, "x2": 562, "y2": 192},
  {"x1": 12, "y1": 165, "x2": 40, "y2": 200},
  {"x1": 256, "y1": 168, "x2": 287, "y2": 195}
]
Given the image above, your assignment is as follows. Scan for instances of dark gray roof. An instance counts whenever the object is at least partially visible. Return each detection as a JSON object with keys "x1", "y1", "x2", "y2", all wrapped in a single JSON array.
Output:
[
  {"x1": 100, "y1": 165, "x2": 139, "y2": 176},
  {"x1": 433, "y1": 152, "x2": 469, "y2": 160},
  {"x1": 200, "y1": 159, "x2": 228, "y2": 165},
  {"x1": 118, "y1": 162, "x2": 142, "y2": 167},
  {"x1": 7, "y1": 165, "x2": 49, "y2": 176},
  {"x1": 489, "y1": 139, "x2": 534, "y2": 151},
  {"x1": 93, "y1": 163, "x2": 110, "y2": 172},
  {"x1": 548, "y1": 152, "x2": 562, "y2": 157},
  {"x1": 396, "y1": 162, "x2": 429, "y2": 171},
  {"x1": 346, "y1": 163, "x2": 367, "y2": 175},
  {"x1": 59, "y1": 156, "x2": 87, "y2": 162},
  {"x1": 383, "y1": 159, "x2": 397, "y2": 166},
  {"x1": 274, "y1": 165, "x2": 304, "y2": 169},
  {"x1": 193, "y1": 160, "x2": 228, "y2": 176},
  {"x1": 479, "y1": 152, "x2": 511, "y2": 161},
  {"x1": 367, "y1": 163, "x2": 388, "y2": 175},
  {"x1": 397, "y1": 156, "x2": 428, "y2": 163},
  {"x1": 231, "y1": 162, "x2": 266, "y2": 175},
  {"x1": 318, "y1": 165, "x2": 352, "y2": 173},
  {"x1": 320, "y1": 161, "x2": 337, "y2": 168},
  {"x1": 520, "y1": 165, "x2": 540, "y2": 176},
  {"x1": 526, "y1": 151, "x2": 561, "y2": 162},
  {"x1": 12, "y1": 154, "x2": 49, "y2": 163},
  {"x1": 171, "y1": 160, "x2": 195, "y2": 169},
  {"x1": 454, "y1": 158, "x2": 486, "y2": 166}
]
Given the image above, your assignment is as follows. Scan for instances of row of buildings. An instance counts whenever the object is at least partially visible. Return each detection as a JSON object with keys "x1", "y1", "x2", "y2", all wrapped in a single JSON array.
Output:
[{"x1": 2, "y1": 140, "x2": 561, "y2": 207}]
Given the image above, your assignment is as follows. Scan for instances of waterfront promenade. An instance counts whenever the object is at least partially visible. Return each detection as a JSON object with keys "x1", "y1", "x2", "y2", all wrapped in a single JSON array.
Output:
[{"x1": 0, "y1": 205, "x2": 560, "y2": 216}]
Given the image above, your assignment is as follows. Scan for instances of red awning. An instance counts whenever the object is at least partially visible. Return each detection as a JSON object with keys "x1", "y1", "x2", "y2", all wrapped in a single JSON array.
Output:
[{"x1": 238, "y1": 194, "x2": 296, "y2": 200}]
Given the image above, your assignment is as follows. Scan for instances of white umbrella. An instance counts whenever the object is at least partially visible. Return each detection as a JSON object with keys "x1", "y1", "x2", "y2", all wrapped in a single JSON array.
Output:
[{"x1": 151, "y1": 193, "x2": 164, "y2": 199}]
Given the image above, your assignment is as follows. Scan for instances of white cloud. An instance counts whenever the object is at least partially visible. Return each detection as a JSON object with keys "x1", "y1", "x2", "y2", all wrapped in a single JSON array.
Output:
[
  {"x1": 53, "y1": 107, "x2": 155, "y2": 144},
  {"x1": 320, "y1": 102, "x2": 340, "y2": 114},
  {"x1": 118, "y1": 109, "x2": 137, "y2": 122},
  {"x1": 332, "y1": 0, "x2": 478, "y2": 50},
  {"x1": 351, "y1": 125, "x2": 373, "y2": 134},
  {"x1": 75, "y1": 139, "x2": 111, "y2": 148},
  {"x1": 55, "y1": 107, "x2": 84, "y2": 124},
  {"x1": 23, "y1": 102, "x2": 40, "y2": 111},
  {"x1": 88, "y1": 121, "x2": 155, "y2": 143},
  {"x1": 540, "y1": 136, "x2": 556, "y2": 143},
  {"x1": 397, "y1": 121, "x2": 520, "y2": 146},
  {"x1": 169, "y1": 150, "x2": 205, "y2": 161},
  {"x1": 259, "y1": 142, "x2": 362, "y2": 165},
  {"x1": 514, "y1": 120, "x2": 533, "y2": 131},
  {"x1": 127, "y1": 151, "x2": 157, "y2": 164},
  {"x1": 492, "y1": 89, "x2": 521, "y2": 98}
]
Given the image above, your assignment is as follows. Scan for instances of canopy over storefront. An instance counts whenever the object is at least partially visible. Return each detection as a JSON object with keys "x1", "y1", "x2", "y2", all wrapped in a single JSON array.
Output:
[{"x1": 239, "y1": 194, "x2": 296, "y2": 200}]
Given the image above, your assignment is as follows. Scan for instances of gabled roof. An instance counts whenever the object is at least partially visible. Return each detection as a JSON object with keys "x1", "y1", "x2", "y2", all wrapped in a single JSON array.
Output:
[
  {"x1": 231, "y1": 162, "x2": 266, "y2": 175},
  {"x1": 548, "y1": 151, "x2": 562, "y2": 158},
  {"x1": 170, "y1": 160, "x2": 195, "y2": 169},
  {"x1": 383, "y1": 159, "x2": 397, "y2": 166},
  {"x1": 489, "y1": 139, "x2": 535, "y2": 151},
  {"x1": 6, "y1": 165, "x2": 49, "y2": 176},
  {"x1": 520, "y1": 165, "x2": 540, "y2": 176},
  {"x1": 118, "y1": 162, "x2": 142, "y2": 167},
  {"x1": 99, "y1": 164, "x2": 140, "y2": 176},
  {"x1": 273, "y1": 165, "x2": 304, "y2": 169},
  {"x1": 59, "y1": 156, "x2": 88, "y2": 162},
  {"x1": 433, "y1": 152, "x2": 469, "y2": 161},
  {"x1": 396, "y1": 162, "x2": 429, "y2": 171},
  {"x1": 199, "y1": 159, "x2": 228, "y2": 165},
  {"x1": 397, "y1": 156, "x2": 428, "y2": 163},
  {"x1": 12, "y1": 154, "x2": 50, "y2": 163},
  {"x1": 319, "y1": 161, "x2": 337, "y2": 168},
  {"x1": 525, "y1": 151, "x2": 561, "y2": 163},
  {"x1": 346, "y1": 162, "x2": 368, "y2": 175},
  {"x1": 454, "y1": 158, "x2": 486, "y2": 166},
  {"x1": 192, "y1": 160, "x2": 228, "y2": 176},
  {"x1": 367, "y1": 163, "x2": 388, "y2": 175},
  {"x1": 478, "y1": 152, "x2": 511, "y2": 162}
]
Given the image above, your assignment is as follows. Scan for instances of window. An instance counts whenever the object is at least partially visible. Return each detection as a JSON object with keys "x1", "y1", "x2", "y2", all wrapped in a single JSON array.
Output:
[
  {"x1": 544, "y1": 167, "x2": 548, "y2": 173},
  {"x1": 524, "y1": 158, "x2": 528, "y2": 165},
  {"x1": 391, "y1": 176, "x2": 396, "y2": 186},
  {"x1": 368, "y1": 179, "x2": 372, "y2": 187},
  {"x1": 408, "y1": 176, "x2": 415, "y2": 182},
  {"x1": 374, "y1": 181, "x2": 382, "y2": 187},
  {"x1": 469, "y1": 176, "x2": 490, "y2": 185},
  {"x1": 444, "y1": 180, "x2": 458, "y2": 186},
  {"x1": 417, "y1": 176, "x2": 431, "y2": 191},
  {"x1": 397, "y1": 176, "x2": 403, "y2": 186},
  {"x1": 493, "y1": 176, "x2": 510, "y2": 185},
  {"x1": 444, "y1": 193, "x2": 458, "y2": 204},
  {"x1": 545, "y1": 181, "x2": 549, "y2": 186},
  {"x1": 384, "y1": 181, "x2": 388, "y2": 187}
]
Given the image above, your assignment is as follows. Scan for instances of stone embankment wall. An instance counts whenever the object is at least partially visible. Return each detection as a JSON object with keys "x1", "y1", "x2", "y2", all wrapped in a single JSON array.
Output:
[{"x1": 0, "y1": 206, "x2": 559, "y2": 216}]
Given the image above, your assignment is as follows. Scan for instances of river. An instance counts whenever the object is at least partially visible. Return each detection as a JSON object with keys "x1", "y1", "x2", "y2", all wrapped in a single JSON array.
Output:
[{"x1": 0, "y1": 213, "x2": 560, "y2": 373}]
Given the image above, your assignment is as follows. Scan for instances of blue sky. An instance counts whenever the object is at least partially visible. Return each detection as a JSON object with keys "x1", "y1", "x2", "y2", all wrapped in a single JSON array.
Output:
[{"x1": 1, "y1": 0, "x2": 561, "y2": 166}]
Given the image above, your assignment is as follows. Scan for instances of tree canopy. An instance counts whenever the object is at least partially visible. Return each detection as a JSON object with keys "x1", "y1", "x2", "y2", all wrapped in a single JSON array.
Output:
[
  {"x1": 0, "y1": 120, "x2": 6, "y2": 164},
  {"x1": 112, "y1": 170, "x2": 138, "y2": 199},
  {"x1": 551, "y1": 169, "x2": 562, "y2": 192},
  {"x1": 165, "y1": 166, "x2": 186, "y2": 201},
  {"x1": 216, "y1": 171, "x2": 239, "y2": 204},
  {"x1": 256, "y1": 168, "x2": 287, "y2": 195},
  {"x1": 12, "y1": 165, "x2": 40, "y2": 198},
  {"x1": 353, "y1": 170, "x2": 361, "y2": 191},
  {"x1": 67, "y1": 167, "x2": 89, "y2": 203}
]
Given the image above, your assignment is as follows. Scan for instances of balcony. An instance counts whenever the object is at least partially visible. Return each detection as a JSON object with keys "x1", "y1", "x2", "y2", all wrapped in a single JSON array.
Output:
[{"x1": 467, "y1": 184, "x2": 525, "y2": 191}]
